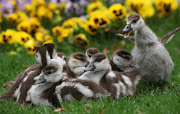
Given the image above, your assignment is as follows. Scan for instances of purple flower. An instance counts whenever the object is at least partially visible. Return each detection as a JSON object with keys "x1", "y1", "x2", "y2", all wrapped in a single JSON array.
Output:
[
  {"x1": 50, "y1": 0, "x2": 66, "y2": 6},
  {"x1": 15, "y1": 0, "x2": 32, "y2": 11},
  {"x1": 80, "y1": 15, "x2": 87, "y2": 20},
  {"x1": 65, "y1": 2, "x2": 84, "y2": 15},
  {"x1": 70, "y1": 0, "x2": 89, "y2": 6},
  {"x1": 0, "y1": 0, "x2": 14, "y2": 17},
  {"x1": 79, "y1": 0, "x2": 89, "y2": 7}
]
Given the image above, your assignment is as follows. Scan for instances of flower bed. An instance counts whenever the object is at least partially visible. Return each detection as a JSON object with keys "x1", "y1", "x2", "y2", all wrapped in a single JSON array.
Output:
[{"x1": 0, "y1": 0, "x2": 179, "y2": 54}]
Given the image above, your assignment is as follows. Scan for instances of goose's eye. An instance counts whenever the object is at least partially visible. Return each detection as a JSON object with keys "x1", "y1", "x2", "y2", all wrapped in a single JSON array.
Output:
[
  {"x1": 88, "y1": 54, "x2": 91, "y2": 58},
  {"x1": 35, "y1": 54, "x2": 38, "y2": 58},
  {"x1": 47, "y1": 71, "x2": 51, "y2": 74}
]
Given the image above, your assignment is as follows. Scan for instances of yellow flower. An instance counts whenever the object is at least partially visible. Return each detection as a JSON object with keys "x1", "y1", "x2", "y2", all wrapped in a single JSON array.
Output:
[
  {"x1": 16, "y1": 11, "x2": 28, "y2": 23},
  {"x1": 30, "y1": 11, "x2": 39, "y2": 18},
  {"x1": 48, "y1": 3, "x2": 57, "y2": 10},
  {"x1": 154, "y1": 0, "x2": 178, "y2": 16},
  {"x1": 108, "y1": 4, "x2": 127, "y2": 21},
  {"x1": 7, "y1": 13, "x2": 19, "y2": 25},
  {"x1": 24, "y1": 39, "x2": 38, "y2": 55},
  {"x1": 17, "y1": 20, "x2": 31, "y2": 33},
  {"x1": 52, "y1": 26, "x2": 64, "y2": 36},
  {"x1": 7, "y1": 11, "x2": 28, "y2": 25},
  {"x1": 37, "y1": 6, "x2": 53, "y2": 20},
  {"x1": 0, "y1": 30, "x2": 16, "y2": 44},
  {"x1": 62, "y1": 18, "x2": 78, "y2": 30},
  {"x1": 32, "y1": 0, "x2": 46, "y2": 7},
  {"x1": 89, "y1": 10, "x2": 110, "y2": 27},
  {"x1": 87, "y1": 1, "x2": 107, "y2": 14},
  {"x1": 57, "y1": 29, "x2": 71, "y2": 43},
  {"x1": 75, "y1": 33, "x2": 89, "y2": 48},
  {"x1": 125, "y1": 0, "x2": 155, "y2": 18},
  {"x1": 35, "y1": 32, "x2": 53, "y2": 44},
  {"x1": 83, "y1": 20, "x2": 99, "y2": 35},
  {"x1": 29, "y1": 18, "x2": 42, "y2": 34},
  {"x1": 16, "y1": 31, "x2": 33, "y2": 45},
  {"x1": 24, "y1": 4, "x2": 33, "y2": 13},
  {"x1": 52, "y1": 26, "x2": 70, "y2": 36},
  {"x1": 52, "y1": 26, "x2": 71, "y2": 43}
]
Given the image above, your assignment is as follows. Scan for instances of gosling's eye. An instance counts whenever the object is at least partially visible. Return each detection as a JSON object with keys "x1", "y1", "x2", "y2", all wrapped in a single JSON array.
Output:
[
  {"x1": 47, "y1": 71, "x2": 51, "y2": 74},
  {"x1": 88, "y1": 54, "x2": 91, "y2": 58}
]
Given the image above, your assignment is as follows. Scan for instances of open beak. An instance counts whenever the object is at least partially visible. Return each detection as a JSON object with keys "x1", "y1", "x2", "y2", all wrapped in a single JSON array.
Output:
[
  {"x1": 34, "y1": 75, "x2": 46, "y2": 85},
  {"x1": 129, "y1": 61, "x2": 140, "y2": 69},
  {"x1": 84, "y1": 62, "x2": 96, "y2": 72},
  {"x1": 122, "y1": 24, "x2": 132, "y2": 38}
]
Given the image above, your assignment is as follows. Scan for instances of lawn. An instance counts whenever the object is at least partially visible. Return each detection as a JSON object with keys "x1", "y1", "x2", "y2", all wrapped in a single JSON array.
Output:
[{"x1": 0, "y1": 14, "x2": 180, "y2": 114}]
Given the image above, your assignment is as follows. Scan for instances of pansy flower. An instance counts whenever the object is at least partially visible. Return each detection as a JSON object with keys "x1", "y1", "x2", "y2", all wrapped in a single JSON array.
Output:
[
  {"x1": 83, "y1": 20, "x2": 99, "y2": 35},
  {"x1": 154, "y1": 0, "x2": 178, "y2": 16},
  {"x1": 108, "y1": 4, "x2": 127, "y2": 21},
  {"x1": 24, "y1": 39, "x2": 38, "y2": 54},
  {"x1": 75, "y1": 33, "x2": 89, "y2": 48},
  {"x1": 16, "y1": 31, "x2": 33, "y2": 45},
  {"x1": 17, "y1": 20, "x2": 31, "y2": 33},
  {"x1": 52, "y1": 26, "x2": 71, "y2": 43},
  {"x1": 0, "y1": 0, "x2": 14, "y2": 17},
  {"x1": 0, "y1": 29, "x2": 16, "y2": 44},
  {"x1": 87, "y1": 1, "x2": 107, "y2": 14},
  {"x1": 35, "y1": 32, "x2": 53, "y2": 44},
  {"x1": 125, "y1": 0, "x2": 155, "y2": 18},
  {"x1": 89, "y1": 10, "x2": 110, "y2": 27}
]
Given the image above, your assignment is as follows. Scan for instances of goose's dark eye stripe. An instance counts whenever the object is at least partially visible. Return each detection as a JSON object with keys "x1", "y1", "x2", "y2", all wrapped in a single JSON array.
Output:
[{"x1": 95, "y1": 57, "x2": 104, "y2": 62}]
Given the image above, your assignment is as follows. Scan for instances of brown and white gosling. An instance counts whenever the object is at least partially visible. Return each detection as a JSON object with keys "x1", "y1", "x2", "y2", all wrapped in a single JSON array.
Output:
[
  {"x1": 27, "y1": 63, "x2": 64, "y2": 107},
  {"x1": 120, "y1": 14, "x2": 174, "y2": 83},
  {"x1": 65, "y1": 52, "x2": 87, "y2": 78},
  {"x1": 101, "y1": 69, "x2": 141, "y2": 99},
  {"x1": 78, "y1": 53, "x2": 111, "y2": 84},
  {"x1": 0, "y1": 46, "x2": 50, "y2": 102},
  {"x1": 110, "y1": 49, "x2": 139, "y2": 72},
  {"x1": 13, "y1": 46, "x2": 52, "y2": 105}
]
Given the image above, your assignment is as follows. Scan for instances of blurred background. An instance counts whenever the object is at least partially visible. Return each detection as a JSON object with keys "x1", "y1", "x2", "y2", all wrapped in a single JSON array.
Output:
[{"x1": 0, "y1": 0, "x2": 180, "y2": 56}]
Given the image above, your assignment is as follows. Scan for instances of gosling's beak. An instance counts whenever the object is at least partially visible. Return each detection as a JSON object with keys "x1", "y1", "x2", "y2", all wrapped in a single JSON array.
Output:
[
  {"x1": 34, "y1": 75, "x2": 46, "y2": 85},
  {"x1": 122, "y1": 24, "x2": 132, "y2": 32},
  {"x1": 129, "y1": 62, "x2": 140, "y2": 69},
  {"x1": 84, "y1": 62, "x2": 96, "y2": 72}
]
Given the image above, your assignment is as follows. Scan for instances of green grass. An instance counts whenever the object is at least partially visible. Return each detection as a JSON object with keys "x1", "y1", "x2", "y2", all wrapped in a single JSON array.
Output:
[{"x1": 0, "y1": 14, "x2": 180, "y2": 113}]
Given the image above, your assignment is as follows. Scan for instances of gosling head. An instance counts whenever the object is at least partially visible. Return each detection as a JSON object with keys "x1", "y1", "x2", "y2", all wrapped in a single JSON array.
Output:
[
  {"x1": 35, "y1": 46, "x2": 51, "y2": 67},
  {"x1": 34, "y1": 64, "x2": 63, "y2": 84},
  {"x1": 57, "y1": 52, "x2": 67, "y2": 64},
  {"x1": 122, "y1": 14, "x2": 144, "y2": 38},
  {"x1": 44, "y1": 43, "x2": 57, "y2": 59},
  {"x1": 86, "y1": 48, "x2": 99, "y2": 61},
  {"x1": 68, "y1": 52, "x2": 87, "y2": 73},
  {"x1": 85, "y1": 53, "x2": 111, "y2": 72},
  {"x1": 111, "y1": 50, "x2": 140, "y2": 70}
]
